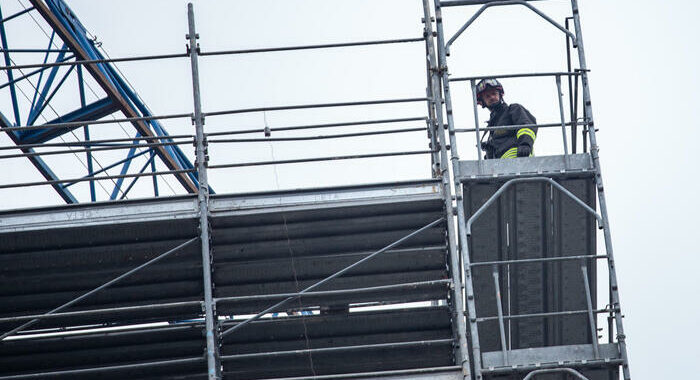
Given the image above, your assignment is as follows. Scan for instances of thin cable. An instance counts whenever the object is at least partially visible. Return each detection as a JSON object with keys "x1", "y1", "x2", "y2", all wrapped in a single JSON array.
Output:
[{"x1": 265, "y1": 112, "x2": 317, "y2": 376}]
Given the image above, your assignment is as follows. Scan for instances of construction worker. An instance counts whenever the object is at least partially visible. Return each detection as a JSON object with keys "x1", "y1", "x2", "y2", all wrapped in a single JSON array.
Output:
[{"x1": 476, "y1": 78, "x2": 537, "y2": 159}]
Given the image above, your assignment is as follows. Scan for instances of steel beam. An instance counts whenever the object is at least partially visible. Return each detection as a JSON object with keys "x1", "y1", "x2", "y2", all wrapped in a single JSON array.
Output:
[{"x1": 19, "y1": 97, "x2": 117, "y2": 144}]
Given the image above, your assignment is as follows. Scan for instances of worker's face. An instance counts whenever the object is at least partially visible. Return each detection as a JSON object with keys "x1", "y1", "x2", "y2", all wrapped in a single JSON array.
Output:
[{"x1": 481, "y1": 88, "x2": 501, "y2": 107}]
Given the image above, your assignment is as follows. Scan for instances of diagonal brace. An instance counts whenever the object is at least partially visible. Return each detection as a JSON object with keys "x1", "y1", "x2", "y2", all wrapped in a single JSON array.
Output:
[
  {"x1": 219, "y1": 217, "x2": 446, "y2": 339},
  {"x1": 0, "y1": 237, "x2": 199, "y2": 341}
]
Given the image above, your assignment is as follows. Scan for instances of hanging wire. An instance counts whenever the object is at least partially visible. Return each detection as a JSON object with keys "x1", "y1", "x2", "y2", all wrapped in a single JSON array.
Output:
[{"x1": 264, "y1": 111, "x2": 317, "y2": 376}]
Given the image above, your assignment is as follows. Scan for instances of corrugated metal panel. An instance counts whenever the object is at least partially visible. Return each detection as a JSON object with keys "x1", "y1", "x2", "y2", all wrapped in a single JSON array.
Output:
[
  {"x1": 0, "y1": 180, "x2": 455, "y2": 379},
  {"x1": 211, "y1": 197, "x2": 449, "y2": 314},
  {"x1": 220, "y1": 307, "x2": 454, "y2": 379},
  {"x1": 0, "y1": 218, "x2": 202, "y2": 330},
  {"x1": 0, "y1": 324, "x2": 207, "y2": 379}
]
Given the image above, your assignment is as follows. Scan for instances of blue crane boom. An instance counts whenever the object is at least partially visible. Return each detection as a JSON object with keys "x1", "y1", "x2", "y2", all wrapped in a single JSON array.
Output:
[{"x1": 0, "y1": 0, "x2": 200, "y2": 203}]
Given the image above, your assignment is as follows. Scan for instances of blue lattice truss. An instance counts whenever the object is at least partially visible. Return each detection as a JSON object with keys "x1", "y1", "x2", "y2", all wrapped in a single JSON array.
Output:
[{"x1": 0, "y1": 0, "x2": 201, "y2": 203}]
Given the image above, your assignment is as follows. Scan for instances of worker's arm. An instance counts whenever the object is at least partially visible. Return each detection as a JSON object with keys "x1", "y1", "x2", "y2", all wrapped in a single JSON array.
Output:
[{"x1": 509, "y1": 104, "x2": 537, "y2": 157}]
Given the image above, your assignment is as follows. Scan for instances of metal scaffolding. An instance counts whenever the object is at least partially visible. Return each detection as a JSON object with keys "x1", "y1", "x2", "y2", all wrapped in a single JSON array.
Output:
[{"x1": 0, "y1": 1, "x2": 630, "y2": 379}]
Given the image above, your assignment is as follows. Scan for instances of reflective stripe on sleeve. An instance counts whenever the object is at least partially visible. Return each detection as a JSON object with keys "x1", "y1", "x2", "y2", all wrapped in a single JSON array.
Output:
[
  {"x1": 500, "y1": 147, "x2": 518, "y2": 159},
  {"x1": 516, "y1": 127, "x2": 536, "y2": 141}
]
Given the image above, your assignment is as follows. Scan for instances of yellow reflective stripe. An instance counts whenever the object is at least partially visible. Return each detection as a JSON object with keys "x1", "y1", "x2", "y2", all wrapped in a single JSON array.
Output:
[
  {"x1": 500, "y1": 147, "x2": 518, "y2": 159},
  {"x1": 516, "y1": 128, "x2": 536, "y2": 141}
]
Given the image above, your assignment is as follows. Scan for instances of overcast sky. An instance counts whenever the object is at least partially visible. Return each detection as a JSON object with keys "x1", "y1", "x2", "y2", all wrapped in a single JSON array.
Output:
[{"x1": 0, "y1": 1, "x2": 698, "y2": 378}]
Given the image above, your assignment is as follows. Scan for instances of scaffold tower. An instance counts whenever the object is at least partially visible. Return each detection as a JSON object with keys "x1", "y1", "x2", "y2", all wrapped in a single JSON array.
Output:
[{"x1": 0, "y1": 1, "x2": 630, "y2": 379}]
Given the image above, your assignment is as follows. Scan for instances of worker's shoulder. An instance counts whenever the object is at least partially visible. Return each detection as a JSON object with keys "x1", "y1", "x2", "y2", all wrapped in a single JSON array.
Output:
[{"x1": 507, "y1": 103, "x2": 529, "y2": 111}]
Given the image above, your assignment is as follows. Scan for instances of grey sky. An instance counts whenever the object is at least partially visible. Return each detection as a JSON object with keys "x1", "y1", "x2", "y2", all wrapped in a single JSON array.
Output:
[{"x1": 0, "y1": 1, "x2": 698, "y2": 378}]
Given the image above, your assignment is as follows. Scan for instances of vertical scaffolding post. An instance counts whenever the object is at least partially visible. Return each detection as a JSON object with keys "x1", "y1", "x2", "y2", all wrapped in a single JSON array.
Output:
[
  {"x1": 555, "y1": 75, "x2": 569, "y2": 157},
  {"x1": 565, "y1": 17, "x2": 577, "y2": 153},
  {"x1": 569, "y1": 1, "x2": 630, "y2": 379},
  {"x1": 423, "y1": 30, "x2": 441, "y2": 176},
  {"x1": 187, "y1": 3, "x2": 221, "y2": 379},
  {"x1": 469, "y1": 80, "x2": 484, "y2": 165},
  {"x1": 431, "y1": 1, "x2": 485, "y2": 378},
  {"x1": 491, "y1": 265, "x2": 508, "y2": 366},
  {"x1": 420, "y1": 1, "x2": 471, "y2": 378}
]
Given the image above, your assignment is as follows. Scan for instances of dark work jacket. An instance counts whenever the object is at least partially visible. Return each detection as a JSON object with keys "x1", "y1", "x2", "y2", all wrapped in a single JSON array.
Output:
[{"x1": 482, "y1": 102, "x2": 537, "y2": 159}]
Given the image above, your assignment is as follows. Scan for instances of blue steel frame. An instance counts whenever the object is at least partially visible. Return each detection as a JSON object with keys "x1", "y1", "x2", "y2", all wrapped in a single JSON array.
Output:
[{"x1": 0, "y1": 0, "x2": 200, "y2": 203}]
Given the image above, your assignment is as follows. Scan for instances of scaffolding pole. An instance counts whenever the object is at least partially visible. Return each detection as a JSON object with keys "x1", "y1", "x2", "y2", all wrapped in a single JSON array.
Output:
[{"x1": 187, "y1": 4, "x2": 221, "y2": 379}]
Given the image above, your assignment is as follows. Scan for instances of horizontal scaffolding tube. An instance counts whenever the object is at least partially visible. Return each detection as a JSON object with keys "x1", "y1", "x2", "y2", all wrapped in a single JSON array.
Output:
[
  {"x1": 455, "y1": 120, "x2": 586, "y2": 133},
  {"x1": 208, "y1": 150, "x2": 434, "y2": 169},
  {"x1": 206, "y1": 117, "x2": 427, "y2": 137},
  {"x1": 450, "y1": 71, "x2": 580, "y2": 81},
  {"x1": 0, "y1": 52, "x2": 188, "y2": 71},
  {"x1": 262, "y1": 366, "x2": 463, "y2": 380},
  {"x1": 0, "y1": 357, "x2": 204, "y2": 380},
  {"x1": 203, "y1": 98, "x2": 429, "y2": 117},
  {"x1": 476, "y1": 308, "x2": 608, "y2": 323},
  {"x1": 2, "y1": 112, "x2": 192, "y2": 132},
  {"x1": 0, "y1": 134, "x2": 194, "y2": 151},
  {"x1": 0, "y1": 55, "x2": 75, "y2": 90},
  {"x1": 0, "y1": 140, "x2": 192, "y2": 159},
  {"x1": 0, "y1": 300, "x2": 203, "y2": 323},
  {"x1": 470, "y1": 254, "x2": 607, "y2": 267},
  {"x1": 215, "y1": 280, "x2": 451, "y2": 304},
  {"x1": 63, "y1": 148, "x2": 153, "y2": 188},
  {"x1": 199, "y1": 37, "x2": 425, "y2": 56},
  {"x1": 0, "y1": 48, "x2": 70, "y2": 53},
  {"x1": 0, "y1": 168, "x2": 195, "y2": 190},
  {"x1": 208, "y1": 127, "x2": 425, "y2": 143},
  {"x1": 220, "y1": 339, "x2": 454, "y2": 361}
]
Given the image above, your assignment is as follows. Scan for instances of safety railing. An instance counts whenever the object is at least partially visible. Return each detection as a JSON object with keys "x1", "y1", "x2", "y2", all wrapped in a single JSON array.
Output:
[
  {"x1": 453, "y1": 71, "x2": 587, "y2": 160},
  {"x1": 0, "y1": 1, "x2": 438, "y2": 205}
]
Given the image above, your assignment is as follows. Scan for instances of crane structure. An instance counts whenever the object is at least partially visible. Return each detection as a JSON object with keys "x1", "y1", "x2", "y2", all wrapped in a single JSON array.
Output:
[
  {"x1": 0, "y1": 1, "x2": 631, "y2": 380},
  {"x1": 0, "y1": 0, "x2": 198, "y2": 204}
]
